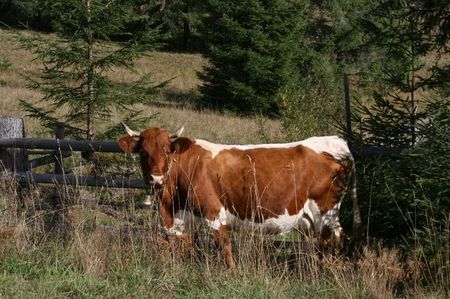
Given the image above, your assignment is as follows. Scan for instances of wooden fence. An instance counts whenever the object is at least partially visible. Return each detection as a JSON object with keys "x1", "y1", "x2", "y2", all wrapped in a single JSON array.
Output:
[
  {"x1": 1, "y1": 90, "x2": 400, "y2": 191},
  {"x1": 0, "y1": 117, "x2": 148, "y2": 189}
]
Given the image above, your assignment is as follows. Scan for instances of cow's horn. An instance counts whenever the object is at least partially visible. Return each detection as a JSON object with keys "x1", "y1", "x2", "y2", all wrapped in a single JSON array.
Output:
[
  {"x1": 122, "y1": 122, "x2": 140, "y2": 137},
  {"x1": 170, "y1": 124, "x2": 185, "y2": 139}
]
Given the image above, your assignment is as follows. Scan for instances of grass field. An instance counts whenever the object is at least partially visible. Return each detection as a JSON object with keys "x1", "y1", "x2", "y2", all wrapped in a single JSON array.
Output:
[
  {"x1": 0, "y1": 28, "x2": 448, "y2": 298},
  {"x1": 0, "y1": 28, "x2": 283, "y2": 143}
]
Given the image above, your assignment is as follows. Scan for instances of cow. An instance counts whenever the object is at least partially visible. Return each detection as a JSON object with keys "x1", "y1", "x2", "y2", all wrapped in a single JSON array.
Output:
[{"x1": 118, "y1": 124, "x2": 360, "y2": 269}]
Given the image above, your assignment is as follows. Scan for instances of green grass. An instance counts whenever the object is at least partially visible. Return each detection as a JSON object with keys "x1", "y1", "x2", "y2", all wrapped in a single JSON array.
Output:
[
  {"x1": 0, "y1": 238, "x2": 420, "y2": 298},
  {"x1": 1, "y1": 199, "x2": 447, "y2": 299}
]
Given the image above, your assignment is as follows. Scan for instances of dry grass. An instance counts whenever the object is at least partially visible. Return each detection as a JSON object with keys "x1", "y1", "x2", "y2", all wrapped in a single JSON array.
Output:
[
  {"x1": 115, "y1": 104, "x2": 283, "y2": 143},
  {"x1": 1, "y1": 179, "x2": 447, "y2": 298},
  {"x1": 109, "y1": 52, "x2": 204, "y2": 91}
]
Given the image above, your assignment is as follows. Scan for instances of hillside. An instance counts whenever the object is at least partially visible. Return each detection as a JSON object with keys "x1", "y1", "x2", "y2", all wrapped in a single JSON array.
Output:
[{"x1": 0, "y1": 28, "x2": 283, "y2": 143}]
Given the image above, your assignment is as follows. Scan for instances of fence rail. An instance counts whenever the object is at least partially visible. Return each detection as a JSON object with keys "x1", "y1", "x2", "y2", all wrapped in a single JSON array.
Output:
[
  {"x1": 10, "y1": 171, "x2": 148, "y2": 189},
  {"x1": 0, "y1": 138, "x2": 122, "y2": 152},
  {"x1": 0, "y1": 117, "x2": 149, "y2": 190},
  {"x1": 0, "y1": 116, "x2": 400, "y2": 191}
]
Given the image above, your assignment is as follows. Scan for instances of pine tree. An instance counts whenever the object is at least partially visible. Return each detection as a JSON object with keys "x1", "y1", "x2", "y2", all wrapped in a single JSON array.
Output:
[
  {"x1": 280, "y1": 0, "x2": 376, "y2": 140},
  {"x1": 17, "y1": 0, "x2": 161, "y2": 140},
  {"x1": 353, "y1": 0, "x2": 432, "y2": 148},
  {"x1": 345, "y1": 0, "x2": 450, "y2": 243},
  {"x1": 198, "y1": 0, "x2": 307, "y2": 117},
  {"x1": 156, "y1": 0, "x2": 205, "y2": 51}
]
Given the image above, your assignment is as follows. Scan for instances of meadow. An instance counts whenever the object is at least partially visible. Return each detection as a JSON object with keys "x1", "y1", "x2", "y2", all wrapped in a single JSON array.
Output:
[{"x1": 0, "y1": 28, "x2": 448, "y2": 298}]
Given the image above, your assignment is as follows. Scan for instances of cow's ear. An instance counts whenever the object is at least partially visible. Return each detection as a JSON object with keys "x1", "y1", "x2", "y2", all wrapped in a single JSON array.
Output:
[
  {"x1": 118, "y1": 136, "x2": 139, "y2": 153},
  {"x1": 170, "y1": 137, "x2": 192, "y2": 154}
]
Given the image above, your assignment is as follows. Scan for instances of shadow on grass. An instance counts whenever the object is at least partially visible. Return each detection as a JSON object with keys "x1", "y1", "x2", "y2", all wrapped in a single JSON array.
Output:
[{"x1": 158, "y1": 89, "x2": 203, "y2": 110}]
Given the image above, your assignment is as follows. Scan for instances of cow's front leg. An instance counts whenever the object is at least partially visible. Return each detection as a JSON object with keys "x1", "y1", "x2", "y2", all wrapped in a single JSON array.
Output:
[
  {"x1": 159, "y1": 201, "x2": 195, "y2": 257},
  {"x1": 158, "y1": 186, "x2": 190, "y2": 239},
  {"x1": 204, "y1": 208, "x2": 236, "y2": 270},
  {"x1": 158, "y1": 186, "x2": 184, "y2": 236},
  {"x1": 159, "y1": 200, "x2": 192, "y2": 237}
]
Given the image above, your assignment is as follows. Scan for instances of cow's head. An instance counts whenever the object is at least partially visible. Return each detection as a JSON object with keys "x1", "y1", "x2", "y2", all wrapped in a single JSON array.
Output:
[{"x1": 118, "y1": 123, "x2": 184, "y2": 184}]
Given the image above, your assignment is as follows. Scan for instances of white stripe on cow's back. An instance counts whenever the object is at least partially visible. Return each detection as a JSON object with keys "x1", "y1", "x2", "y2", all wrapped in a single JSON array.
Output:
[{"x1": 194, "y1": 136, "x2": 352, "y2": 160}]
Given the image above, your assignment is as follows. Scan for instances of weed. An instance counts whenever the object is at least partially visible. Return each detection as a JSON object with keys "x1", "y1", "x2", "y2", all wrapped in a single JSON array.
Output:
[{"x1": 0, "y1": 56, "x2": 12, "y2": 71}]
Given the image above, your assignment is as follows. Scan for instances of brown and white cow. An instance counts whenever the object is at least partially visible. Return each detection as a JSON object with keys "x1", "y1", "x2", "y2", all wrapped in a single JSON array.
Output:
[{"x1": 118, "y1": 124, "x2": 359, "y2": 269}]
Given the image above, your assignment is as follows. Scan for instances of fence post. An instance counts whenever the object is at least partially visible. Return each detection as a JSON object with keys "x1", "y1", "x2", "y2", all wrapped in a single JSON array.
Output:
[
  {"x1": 51, "y1": 122, "x2": 70, "y2": 236},
  {"x1": 0, "y1": 116, "x2": 29, "y2": 213},
  {"x1": 0, "y1": 117, "x2": 28, "y2": 173},
  {"x1": 54, "y1": 123, "x2": 65, "y2": 175}
]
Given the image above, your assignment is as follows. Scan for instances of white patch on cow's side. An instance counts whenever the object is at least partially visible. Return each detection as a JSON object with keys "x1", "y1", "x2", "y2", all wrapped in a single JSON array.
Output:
[
  {"x1": 194, "y1": 136, "x2": 352, "y2": 161},
  {"x1": 204, "y1": 207, "x2": 228, "y2": 230},
  {"x1": 151, "y1": 175, "x2": 164, "y2": 185},
  {"x1": 198, "y1": 199, "x2": 339, "y2": 237}
]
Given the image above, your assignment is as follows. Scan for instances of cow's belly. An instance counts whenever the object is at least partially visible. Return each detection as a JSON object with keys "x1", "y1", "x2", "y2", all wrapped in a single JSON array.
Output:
[
  {"x1": 221, "y1": 199, "x2": 323, "y2": 235},
  {"x1": 168, "y1": 199, "x2": 340, "y2": 237},
  {"x1": 223, "y1": 208, "x2": 310, "y2": 235}
]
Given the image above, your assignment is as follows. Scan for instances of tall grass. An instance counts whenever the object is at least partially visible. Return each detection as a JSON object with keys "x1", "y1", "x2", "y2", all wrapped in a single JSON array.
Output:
[{"x1": 1, "y1": 173, "x2": 448, "y2": 298}]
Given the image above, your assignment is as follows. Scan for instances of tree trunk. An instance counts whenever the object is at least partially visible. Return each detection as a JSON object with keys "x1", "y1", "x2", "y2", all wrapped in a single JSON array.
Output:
[
  {"x1": 183, "y1": 1, "x2": 191, "y2": 51},
  {"x1": 410, "y1": 19, "x2": 417, "y2": 146},
  {"x1": 0, "y1": 117, "x2": 28, "y2": 214},
  {"x1": 86, "y1": 0, "x2": 95, "y2": 141}
]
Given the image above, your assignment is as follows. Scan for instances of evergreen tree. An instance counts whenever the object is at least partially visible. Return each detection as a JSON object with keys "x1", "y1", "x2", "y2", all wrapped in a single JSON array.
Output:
[
  {"x1": 353, "y1": 0, "x2": 432, "y2": 147},
  {"x1": 17, "y1": 0, "x2": 161, "y2": 140},
  {"x1": 0, "y1": 0, "x2": 52, "y2": 31},
  {"x1": 157, "y1": 0, "x2": 205, "y2": 51},
  {"x1": 344, "y1": 0, "x2": 450, "y2": 244},
  {"x1": 198, "y1": 0, "x2": 307, "y2": 117},
  {"x1": 409, "y1": 0, "x2": 450, "y2": 93},
  {"x1": 301, "y1": 0, "x2": 375, "y2": 85},
  {"x1": 281, "y1": 0, "x2": 375, "y2": 140}
]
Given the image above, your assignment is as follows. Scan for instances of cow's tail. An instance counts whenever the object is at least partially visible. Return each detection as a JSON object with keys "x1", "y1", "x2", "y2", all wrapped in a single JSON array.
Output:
[{"x1": 350, "y1": 160, "x2": 361, "y2": 247}]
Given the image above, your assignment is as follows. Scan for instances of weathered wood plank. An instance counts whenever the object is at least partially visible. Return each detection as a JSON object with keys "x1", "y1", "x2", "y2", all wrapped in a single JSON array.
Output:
[
  {"x1": 5, "y1": 171, "x2": 150, "y2": 189},
  {"x1": 350, "y1": 145, "x2": 402, "y2": 157},
  {"x1": 29, "y1": 152, "x2": 72, "y2": 169},
  {"x1": 0, "y1": 138, "x2": 123, "y2": 152},
  {"x1": 0, "y1": 138, "x2": 402, "y2": 157}
]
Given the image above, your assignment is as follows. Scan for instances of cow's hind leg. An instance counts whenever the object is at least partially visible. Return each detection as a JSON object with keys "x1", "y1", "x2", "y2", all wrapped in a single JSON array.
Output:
[{"x1": 214, "y1": 224, "x2": 236, "y2": 270}]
